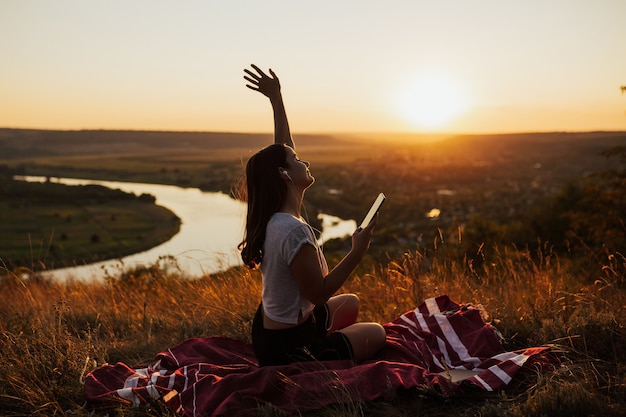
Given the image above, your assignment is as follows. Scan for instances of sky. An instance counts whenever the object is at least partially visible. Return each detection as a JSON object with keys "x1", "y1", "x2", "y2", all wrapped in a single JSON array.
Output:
[{"x1": 1, "y1": 0, "x2": 625, "y2": 135}]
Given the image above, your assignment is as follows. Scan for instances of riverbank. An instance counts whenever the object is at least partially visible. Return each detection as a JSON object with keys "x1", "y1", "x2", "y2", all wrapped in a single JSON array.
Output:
[
  {"x1": 4, "y1": 175, "x2": 357, "y2": 282},
  {"x1": 0, "y1": 175, "x2": 180, "y2": 272}
]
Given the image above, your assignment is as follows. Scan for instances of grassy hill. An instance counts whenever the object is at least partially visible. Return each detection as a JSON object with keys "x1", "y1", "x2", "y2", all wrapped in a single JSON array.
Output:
[{"x1": 0, "y1": 237, "x2": 624, "y2": 416}]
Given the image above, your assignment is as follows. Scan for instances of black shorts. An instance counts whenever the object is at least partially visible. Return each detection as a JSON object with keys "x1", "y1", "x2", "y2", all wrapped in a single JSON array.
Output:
[{"x1": 252, "y1": 303, "x2": 354, "y2": 367}]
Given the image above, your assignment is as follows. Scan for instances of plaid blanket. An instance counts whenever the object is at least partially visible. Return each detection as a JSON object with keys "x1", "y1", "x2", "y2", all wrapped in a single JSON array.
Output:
[{"x1": 84, "y1": 295, "x2": 553, "y2": 416}]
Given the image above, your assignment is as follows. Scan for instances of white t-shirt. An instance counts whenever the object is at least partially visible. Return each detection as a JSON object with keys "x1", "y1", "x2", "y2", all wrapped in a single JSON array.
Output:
[{"x1": 261, "y1": 212, "x2": 329, "y2": 324}]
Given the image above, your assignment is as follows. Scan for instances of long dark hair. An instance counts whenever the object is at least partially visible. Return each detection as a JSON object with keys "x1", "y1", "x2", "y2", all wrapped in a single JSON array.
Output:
[{"x1": 238, "y1": 143, "x2": 289, "y2": 268}]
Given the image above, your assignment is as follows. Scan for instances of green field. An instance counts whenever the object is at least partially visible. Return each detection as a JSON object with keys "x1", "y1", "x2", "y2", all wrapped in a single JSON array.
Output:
[{"x1": 0, "y1": 176, "x2": 180, "y2": 270}]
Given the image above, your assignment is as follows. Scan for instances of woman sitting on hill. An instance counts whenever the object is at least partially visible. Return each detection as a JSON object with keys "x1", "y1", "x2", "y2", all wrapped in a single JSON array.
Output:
[{"x1": 238, "y1": 64, "x2": 386, "y2": 367}]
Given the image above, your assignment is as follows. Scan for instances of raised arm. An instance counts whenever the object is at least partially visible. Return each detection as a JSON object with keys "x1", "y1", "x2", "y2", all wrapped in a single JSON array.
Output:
[{"x1": 244, "y1": 64, "x2": 294, "y2": 149}]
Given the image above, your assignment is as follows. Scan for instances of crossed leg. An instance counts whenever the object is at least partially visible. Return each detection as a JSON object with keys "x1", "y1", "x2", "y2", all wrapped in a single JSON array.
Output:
[{"x1": 326, "y1": 293, "x2": 387, "y2": 363}]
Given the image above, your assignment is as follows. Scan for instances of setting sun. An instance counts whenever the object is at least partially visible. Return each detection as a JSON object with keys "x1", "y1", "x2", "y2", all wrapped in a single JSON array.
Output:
[
  {"x1": 1, "y1": 1, "x2": 625, "y2": 133},
  {"x1": 395, "y1": 76, "x2": 470, "y2": 130}
]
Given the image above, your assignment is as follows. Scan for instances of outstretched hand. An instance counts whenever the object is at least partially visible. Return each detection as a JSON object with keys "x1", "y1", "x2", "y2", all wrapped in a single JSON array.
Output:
[
  {"x1": 243, "y1": 64, "x2": 281, "y2": 100},
  {"x1": 244, "y1": 64, "x2": 293, "y2": 148}
]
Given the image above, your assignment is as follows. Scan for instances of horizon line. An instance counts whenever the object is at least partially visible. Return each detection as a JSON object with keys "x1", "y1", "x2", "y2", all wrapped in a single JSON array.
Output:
[{"x1": 1, "y1": 126, "x2": 625, "y2": 137}]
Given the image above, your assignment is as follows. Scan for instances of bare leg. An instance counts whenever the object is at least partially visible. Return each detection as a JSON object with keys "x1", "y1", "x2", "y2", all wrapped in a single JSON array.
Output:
[
  {"x1": 338, "y1": 322, "x2": 387, "y2": 363},
  {"x1": 326, "y1": 293, "x2": 359, "y2": 332},
  {"x1": 326, "y1": 293, "x2": 386, "y2": 362}
]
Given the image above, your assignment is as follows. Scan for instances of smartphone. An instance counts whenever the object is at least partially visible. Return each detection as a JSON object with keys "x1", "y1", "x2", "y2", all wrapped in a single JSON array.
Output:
[{"x1": 359, "y1": 193, "x2": 386, "y2": 229}]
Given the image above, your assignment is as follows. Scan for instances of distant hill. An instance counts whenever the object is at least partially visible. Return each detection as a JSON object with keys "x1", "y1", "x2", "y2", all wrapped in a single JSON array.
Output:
[
  {"x1": 0, "y1": 128, "x2": 349, "y2": 159},
  {"x1": 1, "y1": 128, "x2": 625, "y2": 164}
]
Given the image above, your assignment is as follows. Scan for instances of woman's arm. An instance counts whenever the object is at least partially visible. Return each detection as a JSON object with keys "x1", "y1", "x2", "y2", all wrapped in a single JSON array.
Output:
[
  {"x1": 244, "y1": 64, "x2": 294, "y2": 149},
  {"x1": 291, "y1": 216, "x2": 378, "y2": 305}
]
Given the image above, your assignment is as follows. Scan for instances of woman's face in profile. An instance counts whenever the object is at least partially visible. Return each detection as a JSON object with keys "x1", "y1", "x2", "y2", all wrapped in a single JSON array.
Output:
[{"x1": 283, "y1": 147, "x2": 314, "y2": 188}]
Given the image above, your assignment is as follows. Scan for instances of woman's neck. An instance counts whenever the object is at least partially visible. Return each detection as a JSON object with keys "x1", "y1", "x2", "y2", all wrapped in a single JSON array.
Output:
[{"x1": 280, "y1": 188, "x2": 303, "y2": 217}]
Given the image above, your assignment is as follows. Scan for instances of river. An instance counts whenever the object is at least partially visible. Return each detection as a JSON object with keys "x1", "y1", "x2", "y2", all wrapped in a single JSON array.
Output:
[{"x1": 15, "y1": 176, "x2": 357, "y2": 282}]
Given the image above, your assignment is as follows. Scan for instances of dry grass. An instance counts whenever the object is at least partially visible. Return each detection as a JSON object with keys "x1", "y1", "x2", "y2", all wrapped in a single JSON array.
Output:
[{"x1": 0, "y1": 243, "x2": 624, "y2": 416}]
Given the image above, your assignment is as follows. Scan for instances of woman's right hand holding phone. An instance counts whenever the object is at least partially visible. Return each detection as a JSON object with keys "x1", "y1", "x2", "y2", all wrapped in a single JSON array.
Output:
[{"x1": 351, "y1": 213, "x2": 378, "y2": 259}]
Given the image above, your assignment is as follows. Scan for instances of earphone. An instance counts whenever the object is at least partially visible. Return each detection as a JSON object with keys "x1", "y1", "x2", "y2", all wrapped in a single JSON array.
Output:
[{"x1": 281, "y1": 170, "x2": 292, "y2": 181}]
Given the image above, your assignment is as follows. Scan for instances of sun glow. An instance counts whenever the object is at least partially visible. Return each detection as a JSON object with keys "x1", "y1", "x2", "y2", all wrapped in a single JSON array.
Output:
[{"x1": 395, "y1": 75, "x2": 470, "y2": 130}]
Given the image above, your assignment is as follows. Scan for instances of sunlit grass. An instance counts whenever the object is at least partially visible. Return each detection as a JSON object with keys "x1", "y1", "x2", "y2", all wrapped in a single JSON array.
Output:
[{"x1": 1, "y1": 240, "x2": 624, "y2": 416}]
